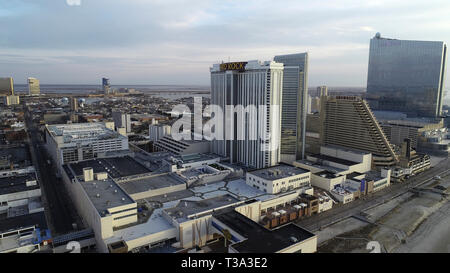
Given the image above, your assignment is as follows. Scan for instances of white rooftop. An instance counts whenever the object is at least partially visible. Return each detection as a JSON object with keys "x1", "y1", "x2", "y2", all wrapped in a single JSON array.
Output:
[{"x1": 47, "y1": 123, "x2": 125, "y2": 144}]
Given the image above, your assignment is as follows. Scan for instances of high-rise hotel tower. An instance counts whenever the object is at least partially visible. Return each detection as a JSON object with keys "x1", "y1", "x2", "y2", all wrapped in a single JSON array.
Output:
[
  {"x1": 0, "y1": 77, "x2": 14, "y2": 96},
  {"x1": 367, "y1": 33, "x2": 447, "y2": 118},
  {"x1": 210, "y1": 60, "x2": 284, "y2": 169},
  {"x1": 28, "y1": 77, "x2": 40, "y2": 96},
  {"x1": 274, "y1": 53, "x2": 309, "y2": 163}
]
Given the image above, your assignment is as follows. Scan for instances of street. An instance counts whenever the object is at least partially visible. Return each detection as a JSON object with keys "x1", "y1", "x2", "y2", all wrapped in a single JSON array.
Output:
[
  {"x1": 25, "y1": 111, "x2": 80, "y2": 236},
  {"x1": 296, "y1": 157, "x2": 450, "y2": 231}
]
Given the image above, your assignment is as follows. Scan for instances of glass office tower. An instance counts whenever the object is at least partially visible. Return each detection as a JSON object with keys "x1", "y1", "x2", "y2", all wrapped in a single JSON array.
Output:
[
  {"x1": 274, "y1": 53, "x2": 308, "y2": 162},
  {"x1": 366, "y1": 33, "x2": 447, "y2": 118}
]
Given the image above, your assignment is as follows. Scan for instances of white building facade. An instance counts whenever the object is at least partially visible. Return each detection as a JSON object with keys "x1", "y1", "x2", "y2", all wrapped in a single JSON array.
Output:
[
  {"x1": 246, "y1": 165, "x2": 311, "y2": 194},
  {"x1": 210, "y1": 60, "x2": 284, "y2": 169},
  {"x1": 27, "y1": 77, "x2": 40, "y2": 96},
  {"x1": 45, "y1": 123, "x2": 129, "y2": 168},
  {"x1": 112, "y1": 111, "x2": 132, "y2": 133},
  {"x1": 149, "y1": 124, "x2": 171, "y2": 142}
]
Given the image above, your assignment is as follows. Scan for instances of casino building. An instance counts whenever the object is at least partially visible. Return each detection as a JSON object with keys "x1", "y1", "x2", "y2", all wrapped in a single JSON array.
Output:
[
  {"x1": 210, "y1": 60, "x2": 284, "y2": 169},
  {"x1": 45, "y1": 122, "x2": 129, "y2": 169}
]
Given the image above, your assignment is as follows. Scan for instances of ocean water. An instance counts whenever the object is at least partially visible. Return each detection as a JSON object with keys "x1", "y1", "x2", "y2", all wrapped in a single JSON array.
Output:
[
  {"x1": 11, "y1": 84, "x2": 450, "y2": 105},
  {"x1": 13, "y1": 84, "x2": 210, "y2": 94}
]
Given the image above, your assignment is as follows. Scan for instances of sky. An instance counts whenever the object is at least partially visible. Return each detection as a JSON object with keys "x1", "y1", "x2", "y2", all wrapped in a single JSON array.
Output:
[{"x1": 1, "y1": 0, "x2": 450, "y2": 86}]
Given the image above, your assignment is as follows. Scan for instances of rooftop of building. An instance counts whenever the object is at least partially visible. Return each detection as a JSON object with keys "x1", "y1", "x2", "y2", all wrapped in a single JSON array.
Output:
[
  {"x1": 0, "y1": 231, "x2": 36, "y2": 252},
  {"x1": 128, "y1": 134, "x2": 150, "y2": 142},
  {"x1": 46, "y1": 122, "x2": 125, "y2": 143},
  {"x1": 346, "y1": 171, "x2": 365, "y2": 180},
  {"x1": 332, "y1": 185, "x2": 353, "y2": 196},
  {"x1": 0, "y1": 145, "x2": 32, "y2": 168},
  {"x1": 314, "y1": 170, "x2": 342, "y2": 179},
  {"x1": 248, "y1": 164, "x2": 310, "y2": 181},
  {"x1": 79, "y1": 178, "x2": 135, "y2": 215},
  {"x1": 179, "y1": 167, "x2": 217, "y2": 179},
  {"x1": 295, "y1": 159, "x2": 347, "y2": 174},
  {"x1": 169, "y1": 153, "x2": 219, "y2": 165},
  {"x1": 0, "y1": 172, "x2": 39, "y2": 196},
  {"x1": 372, "y1": 33, "x2": 445, "y2": 44},
  {"x1": 364, "y1": 170, "x2": 387, "y2": 181},
  {"x1": 308, "y1": 153, "x2": 359, "y2": 167},
  {"x1": 164, "y1": 194, "x2": 241, "y2": 223},
  {"x1": 157, "y1": 134, "x2": 210, "y2": 145},
  {"x1": 213, "y1": 209, "x2": 316, "y2": 253},
  {"x1": 373, "y1": 111, "x2": 444, "y2": 124},
  {"x1": 381, "y1": 120, "x2": 442, "y2": 129},
  {"x1": 118, "y1": 173, "x2": 185, "y2": 196},
  {"x1": 65, "y1": 156, "x2": 151, "y2": 179},
  {"x1": 0, "y1": 211, "x2": 47, "y2": 234}
]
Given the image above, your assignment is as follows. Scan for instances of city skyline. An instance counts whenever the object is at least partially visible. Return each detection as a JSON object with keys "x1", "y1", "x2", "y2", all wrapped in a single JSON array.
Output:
[{"x1": 1, "y1": 0, "x2": 450, "y2": 86}]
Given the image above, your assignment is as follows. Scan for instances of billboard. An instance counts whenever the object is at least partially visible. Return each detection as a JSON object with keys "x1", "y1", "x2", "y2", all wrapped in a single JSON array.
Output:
[{"x1": 219, "y1": 62, "x2": 247, "y2": 71}]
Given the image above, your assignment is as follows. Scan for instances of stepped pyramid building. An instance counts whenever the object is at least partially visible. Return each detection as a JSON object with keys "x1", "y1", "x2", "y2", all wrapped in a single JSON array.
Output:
[{"x1": 319, "y1": 96, "x2": 398, "y2": 167}]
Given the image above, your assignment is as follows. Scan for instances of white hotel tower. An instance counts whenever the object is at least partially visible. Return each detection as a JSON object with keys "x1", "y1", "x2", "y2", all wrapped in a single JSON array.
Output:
[{"x1": 210, "y1": 60, "x2": 284, "y2": 169}]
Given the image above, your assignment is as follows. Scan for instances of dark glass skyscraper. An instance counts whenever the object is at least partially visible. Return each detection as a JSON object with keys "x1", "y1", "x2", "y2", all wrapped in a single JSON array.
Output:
[
  {"x1": 366, "y1": 33, "x2": 447, "y2": 118},
  {"x1": 102, "y1": 77, "x2": 111, "y2": 94},
  {"x1": 274, "y1": 53, "x2": 308, "y2": 162}
]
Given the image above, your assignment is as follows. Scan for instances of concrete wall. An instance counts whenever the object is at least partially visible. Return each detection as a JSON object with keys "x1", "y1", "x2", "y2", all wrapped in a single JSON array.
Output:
[
  {"x1": 330, "y1": 191, "x2": 353, "y2": 204},
  {"x1": 311, "y1": 173, "x2": 346, "y2": 191},
  {"x1": 246, "y1": 172, "x2": 311, "y2": 194},
  {"x1": 320, "y1": 146, "x2": 372, "y2": 173},
  {"x1": 178, "y1": 216, "x2": 214, "y2": 249},
  {"x1": 127, "y1": 183, "x2": 186, "y2": 200},
  {"x1": 45, "y1": 128, "x2": 62, "y2": 168},
  {"x1": 292, "y1": 161, "x2": 324, "y2": 173},
  {"x1": 125, "y1": 227, "x2": 177, "y2": 251},
  {"x1": 234, "y1": 201, "x2": 262, "y2": 222},
  {"x1": 60, "y1": 169, "x2": 138, "y2": 253}
]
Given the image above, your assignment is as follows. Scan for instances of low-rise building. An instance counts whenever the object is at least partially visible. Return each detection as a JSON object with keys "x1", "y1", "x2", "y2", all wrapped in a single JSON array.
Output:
[
  {"x1": 153, "y1": 135, "x2": 210, "y2": 155},
  {"x1": 213, "y1": 208, "x2": 317, "y2": 253},
  {"x1": 294, "y1": 145, "x2": 391, "y2": 203},
  {"x1": 45, "y1": 122, "x2": 129, "y2": 169},
  {"x1": 246, "y1": 164, "x2": 311, "y2": 194},
  {"x1": 392, "y1": 139, "x2": 431, "y2": 182},
  {"x1": 0, "y1": 149, "x2": 50, "y2": 253},
  {"x1": 61, "y1": 163, "x2": 137, "y2": 253}
]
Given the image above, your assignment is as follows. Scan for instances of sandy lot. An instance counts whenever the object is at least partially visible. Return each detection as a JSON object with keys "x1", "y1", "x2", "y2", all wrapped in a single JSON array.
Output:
[
  {"x1": 393, "y1": 200, "x2": 450, "y2": 253},
  {"x1": 318, "y1": 186, "x2": 449, "y2": 253}
]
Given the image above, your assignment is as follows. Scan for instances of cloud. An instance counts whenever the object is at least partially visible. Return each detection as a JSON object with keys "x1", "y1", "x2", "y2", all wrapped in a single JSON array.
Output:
[
  {"x1": 1, "y1": 0, "x2": 450, "y2": 87},
  {"x1": 66, "y1": 0, "x2": 81, "y2": 6}
]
